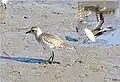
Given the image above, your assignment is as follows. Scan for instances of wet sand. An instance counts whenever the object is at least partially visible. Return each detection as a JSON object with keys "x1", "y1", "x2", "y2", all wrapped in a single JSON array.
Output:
[{"x1": 0, "y1": 0, "x2": 120, "y2": 82}]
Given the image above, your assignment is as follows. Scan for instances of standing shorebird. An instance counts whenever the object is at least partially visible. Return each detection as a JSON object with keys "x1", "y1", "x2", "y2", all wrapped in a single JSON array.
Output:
[
  {"x1": 1, "y1": 0, "x2": 8, "y2": 9},
  {"x1": 25, "y1": 26, "x2": 74, "y2": 64}
]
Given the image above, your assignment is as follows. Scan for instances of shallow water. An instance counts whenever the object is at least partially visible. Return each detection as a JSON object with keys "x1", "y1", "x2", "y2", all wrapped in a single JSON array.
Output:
[
  {"x1": 77, "y1": 1, "x2": 120, "y2": 46},
  {"x1": 0, "y1": 1, "x2": 120, "y2": 82}
]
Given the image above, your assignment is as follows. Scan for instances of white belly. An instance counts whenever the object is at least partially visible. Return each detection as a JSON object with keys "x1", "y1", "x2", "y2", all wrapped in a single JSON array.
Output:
[
  {"x1": 2, "y1": 0, "x2": 8, "y2": 4},
  {"x1": 84, "y1": 28, "x2": 96, "y2": 42}
]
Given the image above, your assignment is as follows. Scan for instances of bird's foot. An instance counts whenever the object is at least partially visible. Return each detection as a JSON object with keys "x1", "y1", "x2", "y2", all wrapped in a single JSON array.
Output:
[
  {"x1": 40, "y1": 60, "x2": 53, "y2": 67},
  {"x1": 47, "y1": 60, "x2": 53, "y2": 64},
  {"x1": 38, "y1": 60, "x2": 49, "y2": 68}
]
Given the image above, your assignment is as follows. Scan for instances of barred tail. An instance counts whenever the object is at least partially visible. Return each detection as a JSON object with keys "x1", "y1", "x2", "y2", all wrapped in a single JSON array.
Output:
[
  {"x1": 62, "y1": 43, "x2": 74, "y2": 50},
  {"x1": 62, "y1": 43, "x2": 80, "y2": 55}
]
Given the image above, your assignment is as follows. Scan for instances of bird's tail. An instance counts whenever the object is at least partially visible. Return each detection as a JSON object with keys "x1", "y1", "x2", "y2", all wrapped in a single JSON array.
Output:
[
  {"x1": 62, "y1": 43, "x2": 80, "y2": 56},
  {"x1": 62, "y1": 43, "x2": 75, "y2": 50}
]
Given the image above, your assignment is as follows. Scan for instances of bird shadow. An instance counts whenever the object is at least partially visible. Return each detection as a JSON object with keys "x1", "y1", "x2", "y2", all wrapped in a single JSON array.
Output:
[{"x1": 0, "y1": 56, "x2": 60, "y2": 64}]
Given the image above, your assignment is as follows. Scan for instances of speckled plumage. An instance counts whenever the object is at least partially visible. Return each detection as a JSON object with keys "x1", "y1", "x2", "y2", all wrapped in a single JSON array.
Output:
[{"x1": 26, "y1": 26, "x2": 73, "y2": 64}]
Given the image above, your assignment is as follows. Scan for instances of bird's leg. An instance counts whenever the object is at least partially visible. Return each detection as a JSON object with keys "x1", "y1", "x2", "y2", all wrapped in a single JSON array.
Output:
[
  {"x1": 47, "y1": 51, "x2": 54, "y2": 64},
  {"x1": 41, "y1": 51, "x2": 54, "y2": 67},
  {"x1": 48, "y1": 55, "x2": 52, "y2": 61},
  {"x1": 51, "y1": 51, "x2": 54, "y2": 63},
  {"x1": 83, "y1": 38, "x2": 89, "y2": 43},
  {"x1": 42, "y1": 47, "x2": 46, "y2": 50},
  {"x1": 76, "y1": 27, "x2": 79, "y2": 32}
]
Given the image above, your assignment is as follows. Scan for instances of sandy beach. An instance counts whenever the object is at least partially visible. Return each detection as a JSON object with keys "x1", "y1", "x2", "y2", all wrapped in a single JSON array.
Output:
[{"x1": 0, "y1": 0, "x2": 120, "y2": 82}]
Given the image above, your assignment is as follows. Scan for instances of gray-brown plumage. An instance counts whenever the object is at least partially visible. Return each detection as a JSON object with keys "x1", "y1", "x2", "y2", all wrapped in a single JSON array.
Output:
[{"x1": 26, "y1": 26, "x2": 73, "y2": 64}]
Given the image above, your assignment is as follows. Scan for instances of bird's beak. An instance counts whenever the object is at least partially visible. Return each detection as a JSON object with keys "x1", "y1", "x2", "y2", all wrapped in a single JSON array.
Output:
[{"x1": 25, "y1": 30, "x2": 31, "y2": 34}]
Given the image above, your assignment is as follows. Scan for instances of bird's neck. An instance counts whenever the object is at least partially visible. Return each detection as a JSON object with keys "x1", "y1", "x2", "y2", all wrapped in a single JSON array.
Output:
[{"x1": 36, "y1": 29, "x2": 42, "y2": 37}]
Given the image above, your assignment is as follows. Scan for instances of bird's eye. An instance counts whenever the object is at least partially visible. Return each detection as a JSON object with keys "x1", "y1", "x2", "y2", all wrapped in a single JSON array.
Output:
[{"x1": 31, "y1": 30, "x2": 35, "y2": 32}]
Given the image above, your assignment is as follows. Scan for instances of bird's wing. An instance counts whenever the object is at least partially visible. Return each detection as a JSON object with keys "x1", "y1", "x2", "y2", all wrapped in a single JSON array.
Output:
[
  {"x1": 40, "y1": 33, "x2": 65, "y2": 48},
  {"x1": 84, "y1": 28, "x2": 96, "y2": 42},
  {"x1": 93, "y1": 11, "x2": 104, "y2": 31}
]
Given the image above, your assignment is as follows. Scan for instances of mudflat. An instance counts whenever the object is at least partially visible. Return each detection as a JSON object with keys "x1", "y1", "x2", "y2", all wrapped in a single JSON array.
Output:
[{"x1": 0, "y1": 0, "x2": 120, "y2": 82}]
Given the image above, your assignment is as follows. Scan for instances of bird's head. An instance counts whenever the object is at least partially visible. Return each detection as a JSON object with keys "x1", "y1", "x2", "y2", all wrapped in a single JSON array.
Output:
[{"x1": 26, "y1": 26, "x2": 42, "y2": 36}]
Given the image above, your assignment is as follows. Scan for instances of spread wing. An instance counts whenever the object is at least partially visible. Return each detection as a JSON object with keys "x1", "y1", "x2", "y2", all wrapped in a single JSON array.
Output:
[{"x1": 92, "y1": 12, "x2": 104, "y2": 31}]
